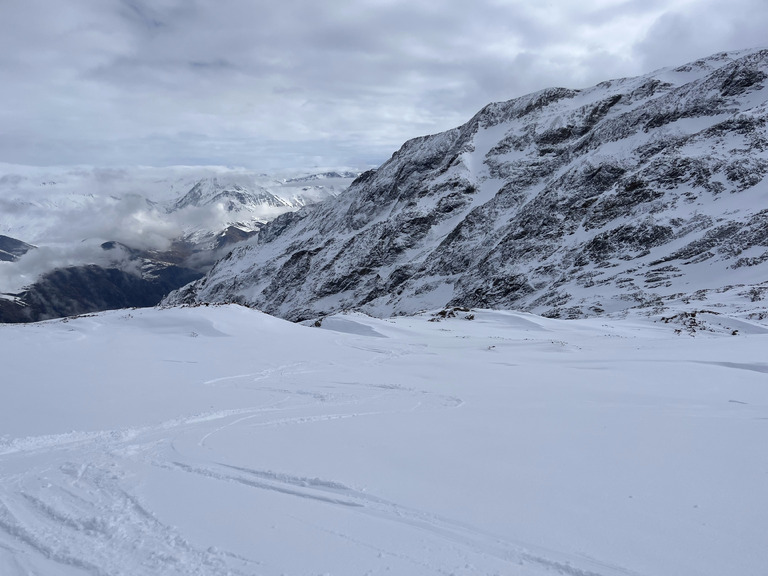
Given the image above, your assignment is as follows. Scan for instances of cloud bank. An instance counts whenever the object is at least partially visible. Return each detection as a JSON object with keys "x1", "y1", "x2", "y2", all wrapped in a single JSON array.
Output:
[
  {"x1": 0, "y1": 165, "x2": 246, "y2": 292},
  {"x1": 0, "y1": 163, "x2": 356, "y2": 292},
  {"x1": 1, "y1": 0, "x2": 766, "y2": 169}
]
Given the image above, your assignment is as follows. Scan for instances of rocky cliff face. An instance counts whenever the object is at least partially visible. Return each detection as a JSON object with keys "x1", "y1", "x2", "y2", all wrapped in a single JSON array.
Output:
[{"x1": 165, "y1": 48, "x2": 768, "y2": 322}]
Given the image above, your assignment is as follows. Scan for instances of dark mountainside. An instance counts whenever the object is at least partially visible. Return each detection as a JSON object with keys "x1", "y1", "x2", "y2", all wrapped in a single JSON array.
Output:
[
  {"x1": 0, "y1": 235, "x2": 35, "y2": 262},
  {"x1": 0, "y1": 241, "x2": 203, "y2": 323},
  {"x1": 165, "y1": 48, "x2": 768, "y2": 322}
]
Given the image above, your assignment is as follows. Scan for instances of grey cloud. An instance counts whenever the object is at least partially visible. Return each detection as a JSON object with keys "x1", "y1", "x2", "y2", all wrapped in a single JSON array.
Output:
[
  {"x1": 117, "y1": 0, "x2": 176, "y2": 31},
  {"x1": 635, "y1": 0, "x2": 768, "y2": 71},
  {"x1": 1, "y1": 0, "x2": 766, "y2": 168},
  {"x1": 581, "y1": 0, "x2": 668, "y2": 25}
]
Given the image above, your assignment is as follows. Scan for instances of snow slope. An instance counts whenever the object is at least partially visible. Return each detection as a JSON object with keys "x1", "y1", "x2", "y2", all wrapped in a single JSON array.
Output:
[{"x1": 1, "y1": 304, "x2": 766, "y2": 575}]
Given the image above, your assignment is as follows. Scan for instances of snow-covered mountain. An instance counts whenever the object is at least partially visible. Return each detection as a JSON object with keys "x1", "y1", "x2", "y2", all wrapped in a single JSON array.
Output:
[
  {"x1": 0, "y1": 168, "x2": 358, "y2": 322},
  {"x1": 0, "y1": 166, "x2": 357, "y2": 247},
  {"x1": 284, "y1": 170, "x2": 361, "y2": 183},
  {"x1": 168, "y1": 175, "x2": 348, "y2": 218},
  {"x1": 170, "y1": 178, "x2": 292, "y2": 212},
  {"x1": 167, "y1": 48, "x2": 768, "y2": 322},
  {"x1": 167, "y1": 175, "x2": 346, "y2": 247}
]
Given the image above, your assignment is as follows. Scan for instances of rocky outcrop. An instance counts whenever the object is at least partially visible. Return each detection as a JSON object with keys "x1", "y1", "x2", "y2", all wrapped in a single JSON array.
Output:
[{"x1": 165, "y1": 48, "x2": 768, "y2": 322}]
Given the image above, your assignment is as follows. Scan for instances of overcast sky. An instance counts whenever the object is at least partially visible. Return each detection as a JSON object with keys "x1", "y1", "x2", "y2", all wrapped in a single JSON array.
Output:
[{"x1": 1, "y1": 0, "x2": 766, "y2": 170}]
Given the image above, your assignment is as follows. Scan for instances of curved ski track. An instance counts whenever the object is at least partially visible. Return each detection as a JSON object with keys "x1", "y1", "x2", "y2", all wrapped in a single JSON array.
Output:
[{"x1": 0, "y1": 353, "x2": 643, "y2": 576}]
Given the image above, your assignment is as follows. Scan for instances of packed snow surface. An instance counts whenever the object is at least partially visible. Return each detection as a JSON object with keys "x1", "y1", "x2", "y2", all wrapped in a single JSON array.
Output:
[{"x1": 1, "y1": 304, "x2": 766, "y2": 575}]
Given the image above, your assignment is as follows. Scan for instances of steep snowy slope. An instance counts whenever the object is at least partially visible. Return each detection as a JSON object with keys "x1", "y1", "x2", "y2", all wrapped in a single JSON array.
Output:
[
  {"x1": 167, "y1": 48, "x2": 768, "y2": 321},
  {"x1": 1, "y1": 305, "x2": 766, "y2": 575}
]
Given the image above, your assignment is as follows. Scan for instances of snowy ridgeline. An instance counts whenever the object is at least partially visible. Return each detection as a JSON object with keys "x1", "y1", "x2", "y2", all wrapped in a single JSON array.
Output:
[
  {"x1": 1, "y1": 304, "x2": 766, "y2": 576},
  {"x1": 167, "y1": 47, "x2": 768, "y2": 322}
]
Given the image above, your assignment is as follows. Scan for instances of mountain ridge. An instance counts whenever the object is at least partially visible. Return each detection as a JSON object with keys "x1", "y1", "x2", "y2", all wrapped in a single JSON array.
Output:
[{"x1": 164, "y1": 47, "x2": 768, "y2": 322}]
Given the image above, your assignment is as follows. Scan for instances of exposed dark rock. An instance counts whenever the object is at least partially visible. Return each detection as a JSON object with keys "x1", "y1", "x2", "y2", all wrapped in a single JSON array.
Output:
[{"x1": 1, "y1": 263, "x2": 203, "y2": 323}]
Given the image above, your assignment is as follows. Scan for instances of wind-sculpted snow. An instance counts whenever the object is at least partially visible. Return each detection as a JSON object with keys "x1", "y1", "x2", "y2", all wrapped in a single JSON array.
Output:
[
  {"x1": 166, "y1": 48, "x2": 768, "y2": 321},
  {"x1": 1, "y1": 305, "x2": 767, "y2": 575}
]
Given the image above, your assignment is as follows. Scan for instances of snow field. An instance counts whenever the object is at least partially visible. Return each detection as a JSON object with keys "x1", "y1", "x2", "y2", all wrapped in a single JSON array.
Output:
[{"x1": 0, "y1": 305, "x2": 766, "y2": 575}]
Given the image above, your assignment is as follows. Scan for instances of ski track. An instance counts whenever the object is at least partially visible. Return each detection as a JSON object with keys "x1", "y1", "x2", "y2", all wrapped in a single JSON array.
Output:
[
  {"x1": 0, "y1": 350, "x2": 644, "y2": 576},
  {"x1": 0, "y1": 465, "x2": 255, "y2": 576},
  {"x1": 0, "y1": 374, "x2": 485, "y2": 576},
  {"x1": 203, "y1": 361, "x2": 312, "y2": 388},
  {"x1": 162, "y1": 461, "x2": 644, "y2": 576}
]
